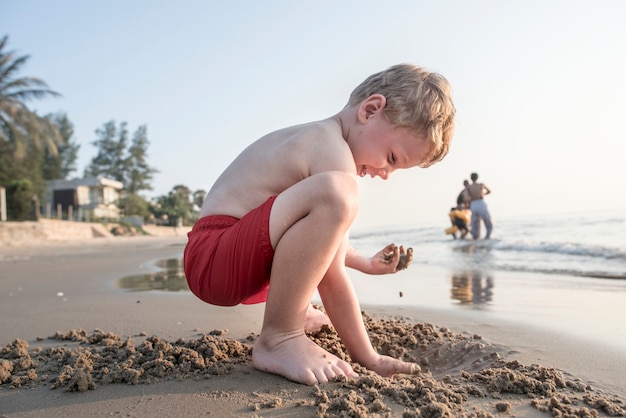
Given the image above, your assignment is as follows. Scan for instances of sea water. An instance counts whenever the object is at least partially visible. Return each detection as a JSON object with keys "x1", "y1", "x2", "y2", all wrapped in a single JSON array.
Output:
[
  {"x1": 350, "y1": 208, "x2": 625, "y2": 281},
  {"x1": 348, "y1": 208, "x2": 626, "y2": 349}
]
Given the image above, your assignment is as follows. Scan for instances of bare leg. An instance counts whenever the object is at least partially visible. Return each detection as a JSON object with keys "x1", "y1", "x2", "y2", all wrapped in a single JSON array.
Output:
[
  {"x1": 471, "y1": 212, "x2": 481, "y2": 240},
  {"x1": 484, "y1": 213, "x2": 493, "y2": 239},
  {"x1": 304, "y1": 303, "x2": 332, "y2": 332},
  {"x1": 318, "y1": 239, "x2": 421, "y2": 378},
  {"x1": 252, "y1": 172, "x2": 359, "y2": 385}
]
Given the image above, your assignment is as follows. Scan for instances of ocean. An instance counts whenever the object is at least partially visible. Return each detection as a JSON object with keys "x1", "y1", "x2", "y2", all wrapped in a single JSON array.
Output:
[
  {"x1": 347, "y1": 207, "x2": 626, "y2": 350},
  {"x1": 351, "y1": 207, "x2": 625, "y2": 281}
]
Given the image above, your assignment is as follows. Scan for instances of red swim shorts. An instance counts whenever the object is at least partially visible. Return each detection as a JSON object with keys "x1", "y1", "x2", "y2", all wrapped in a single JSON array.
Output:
[{"x1": 183, "y1": 196, "x2": 276, "y2": 306}]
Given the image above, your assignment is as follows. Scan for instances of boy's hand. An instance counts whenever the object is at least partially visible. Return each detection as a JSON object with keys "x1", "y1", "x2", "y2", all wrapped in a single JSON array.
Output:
[
  {"x1": 370, "y1": 244, "x2": 413, "y2": 274},
  {"x1": 395, "y1": 246, "x2": 413, "y2": 271}
]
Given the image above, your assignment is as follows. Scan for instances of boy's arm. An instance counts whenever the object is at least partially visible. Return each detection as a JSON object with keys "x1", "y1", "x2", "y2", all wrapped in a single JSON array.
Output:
[
  {"x1": 345, "y1": 244, "x2": 404, "y2": 274},
  {"x1": 345, "y1": 246, "x2": 369, "y2": 271}
]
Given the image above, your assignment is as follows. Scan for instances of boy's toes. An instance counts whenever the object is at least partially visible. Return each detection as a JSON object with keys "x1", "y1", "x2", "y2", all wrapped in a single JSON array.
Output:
[
  {"x1": 301, "y1": 370, "x2": 320, "y2": 386},
  {"x1": 338, "y1": 361, "x2": 358, "y2": 378},
  {"x1": 312, "y1": 369, "x2": 331, "y2": 384}
]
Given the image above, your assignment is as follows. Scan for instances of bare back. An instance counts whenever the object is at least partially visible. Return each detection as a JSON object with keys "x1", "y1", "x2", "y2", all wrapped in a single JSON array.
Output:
[
  {"x1": 200, "y1": 118, "x2": 356, "y2": 219},
  {"x1": 468, "y1": 183, "x2": 489, "y2": 200}
]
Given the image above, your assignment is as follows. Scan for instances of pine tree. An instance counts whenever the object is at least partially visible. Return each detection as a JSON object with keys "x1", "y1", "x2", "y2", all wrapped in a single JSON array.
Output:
[
  {"x1": 84, "y1": 121, "x2": 129, "y2": 183},
  {"x1": 84, "y1": 119, "x2": 158, "y2": 217},
  {"x1": 41, "y1": 112, "x2": 80, "y2": 180},
  {"x1": 125, "y1": 125, "x2": 158, "y2": 195}
]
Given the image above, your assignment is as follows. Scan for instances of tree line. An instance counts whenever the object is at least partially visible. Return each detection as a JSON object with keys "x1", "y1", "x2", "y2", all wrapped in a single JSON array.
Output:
[{"x1": 0, "y1": 35, "x2": 204, "y2": 225}]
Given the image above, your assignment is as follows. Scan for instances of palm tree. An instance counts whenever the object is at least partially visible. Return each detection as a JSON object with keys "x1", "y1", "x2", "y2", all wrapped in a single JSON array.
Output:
[{"x1": 0, "y1": 34, "x2": 62, "y2": 159}]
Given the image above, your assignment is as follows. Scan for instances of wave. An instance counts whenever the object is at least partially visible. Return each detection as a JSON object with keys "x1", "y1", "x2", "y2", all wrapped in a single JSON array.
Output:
[
  {"x1": 494, "y1": 240, "x2": 625, "y2": 261},
  {"x1": 493, "y1": 264, "x2": 626, "y2": 281}
]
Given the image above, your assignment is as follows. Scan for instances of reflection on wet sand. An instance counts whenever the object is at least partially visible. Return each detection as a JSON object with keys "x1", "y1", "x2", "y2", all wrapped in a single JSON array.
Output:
[
  {"x1": 451, "y1": 271, "x2": 493, "y2": 305},
  {"x1": 119, "y1": 258, "x2": 495, "y2": 308},
  {"x1": 117, "y1": 258, "x2": 189, "y2": 292}
]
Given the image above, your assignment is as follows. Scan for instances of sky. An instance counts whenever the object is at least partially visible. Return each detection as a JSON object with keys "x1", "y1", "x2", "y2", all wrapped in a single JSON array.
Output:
[{"x1": 3, "y1": 0, "x2": 625, "y2": 231}]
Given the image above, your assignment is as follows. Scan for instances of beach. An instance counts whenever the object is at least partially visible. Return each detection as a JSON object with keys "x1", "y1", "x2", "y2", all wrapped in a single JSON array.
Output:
[{"x1": 1, "y1": 235, "x2": 625, "y2": 417}]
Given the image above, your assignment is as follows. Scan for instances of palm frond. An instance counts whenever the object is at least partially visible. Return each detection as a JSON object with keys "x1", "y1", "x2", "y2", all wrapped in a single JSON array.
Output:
[
  {"x1": 0, "y1": 34, "x2": 62, "y2": 160},
  {"x1": 0, "y1": 54, "x2": 29, "y2": 84}
]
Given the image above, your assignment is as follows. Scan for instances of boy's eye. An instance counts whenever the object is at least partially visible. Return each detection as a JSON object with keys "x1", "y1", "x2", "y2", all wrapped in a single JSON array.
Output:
[{"x1": 389, "y1": 153, "x2": 397, "y2": 165}]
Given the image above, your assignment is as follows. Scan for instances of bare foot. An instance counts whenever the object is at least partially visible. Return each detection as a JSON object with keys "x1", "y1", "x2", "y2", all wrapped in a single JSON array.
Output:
[
  {"x1": 252, "y1": 330, "x2": 357, "y2": 385},
  {"x1": 304, "y1": 303, "x2": 332, "y2": 332},
  {"x1": 365, "y1": 354, "x2": 421, "y2": 378}
]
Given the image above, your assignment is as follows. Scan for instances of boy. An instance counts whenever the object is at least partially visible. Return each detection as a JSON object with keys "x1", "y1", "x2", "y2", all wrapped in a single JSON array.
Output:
[{"x1": 184, "y1": 64, "x2": 455, "y2": 385}]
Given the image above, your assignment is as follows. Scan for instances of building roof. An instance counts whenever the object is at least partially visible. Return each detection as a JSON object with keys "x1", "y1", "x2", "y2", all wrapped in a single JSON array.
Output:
[{"x1": 47, "y1": 177, "x2": 124, "y2": 190}]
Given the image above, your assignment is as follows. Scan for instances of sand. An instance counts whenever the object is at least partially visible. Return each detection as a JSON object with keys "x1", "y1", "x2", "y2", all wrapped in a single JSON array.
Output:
[{"x1": 1, "y1": 237, "x2": 624, "y2": 417}]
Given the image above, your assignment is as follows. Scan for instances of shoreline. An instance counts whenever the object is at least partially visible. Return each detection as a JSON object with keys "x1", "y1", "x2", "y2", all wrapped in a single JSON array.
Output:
[
  {"x1": 1, "y1": 237, "x2": 624, "y2": 416},
  {"x1": 0, "y1": 219, "x2": 191, "y2": 249}
]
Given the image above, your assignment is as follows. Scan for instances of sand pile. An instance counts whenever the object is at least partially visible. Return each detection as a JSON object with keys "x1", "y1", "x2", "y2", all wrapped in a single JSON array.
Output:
[{"x1": 1, "y1": 313, "x2": 624, "y2": 417}]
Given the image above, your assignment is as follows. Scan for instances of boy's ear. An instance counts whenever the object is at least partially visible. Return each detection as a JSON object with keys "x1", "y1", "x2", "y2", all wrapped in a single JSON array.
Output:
[{"x1": 358, "y1": 94, "x2": 387, "y2": 123}]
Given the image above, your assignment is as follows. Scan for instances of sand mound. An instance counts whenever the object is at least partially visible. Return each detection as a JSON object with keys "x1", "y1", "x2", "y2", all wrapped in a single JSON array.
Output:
[{"x1": 1, "y1": 313, "x2": 624, "y2": 417}]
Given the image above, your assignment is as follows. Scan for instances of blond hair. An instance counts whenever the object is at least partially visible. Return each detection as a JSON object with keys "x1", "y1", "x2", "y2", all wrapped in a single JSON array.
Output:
[{"x1": 348, "y1": 64, "x2": 455, "y2": 167}]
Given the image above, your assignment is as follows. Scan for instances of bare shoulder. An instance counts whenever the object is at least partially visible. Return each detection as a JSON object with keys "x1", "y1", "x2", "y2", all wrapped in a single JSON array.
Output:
[
  {"x1": 258, "y1": 119, "x2": 353, "y2": 175},
  {"x1": 292, "y1": 120, "x2": 355, "y2": 175}
]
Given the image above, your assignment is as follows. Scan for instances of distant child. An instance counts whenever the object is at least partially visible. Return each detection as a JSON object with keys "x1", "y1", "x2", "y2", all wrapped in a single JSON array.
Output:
[
  {"x1": 184, "y1": 64, "x2": 456, "y2": 385},
  {"x1": 447, "y1": 206, "x2": 471, "y2": 239}
]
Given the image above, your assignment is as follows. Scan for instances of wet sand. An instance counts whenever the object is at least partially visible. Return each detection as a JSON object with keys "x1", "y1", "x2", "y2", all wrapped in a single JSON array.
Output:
[{"x1": 1, "y1": 237, "x2": 624, "y2": 417}]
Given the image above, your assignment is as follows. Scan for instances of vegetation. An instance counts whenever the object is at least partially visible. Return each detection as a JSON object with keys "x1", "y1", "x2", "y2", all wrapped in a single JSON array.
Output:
[
  {"x1": 117, "y1": 194, "x2": 151, "y2": 221},
  {"x1": 0, "y1": 35, "x2": 62, "y2": 160},
  {"x1": 150, "y1": 185, "x2": 200, "y2": 226},
  {"x1": 5, "y1": 178, "x2": 35, "y2": 221},
  {"x1": 84, "y1": 121, "x2": 158, "y2": 194},
  {"x1": 0, "y1": 34, "x2": 204, "y2": 224},
  {"x1": 41, "y1": 113, "x2": 80, "y2": 180},
  {"x1": 0, "y1": 35, "x2": 71, "y2": 220}
]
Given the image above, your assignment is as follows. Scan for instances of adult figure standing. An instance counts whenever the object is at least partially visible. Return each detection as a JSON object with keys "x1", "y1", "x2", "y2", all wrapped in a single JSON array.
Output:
[
  {"x1": 467, "y1": 172, "x2": 493, "y2": 239},
  {"x1": 456, "y1": 179, "x2": 471, "y2": 209}
]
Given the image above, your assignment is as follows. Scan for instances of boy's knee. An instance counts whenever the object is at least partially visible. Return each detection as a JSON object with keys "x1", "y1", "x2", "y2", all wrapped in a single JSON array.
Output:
[{"x1": 317, "y1": 172, "x2": 359, "y2": 219}]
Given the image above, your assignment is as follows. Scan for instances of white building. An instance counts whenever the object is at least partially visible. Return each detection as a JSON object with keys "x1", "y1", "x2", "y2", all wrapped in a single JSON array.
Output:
[{"x1": 44, "y1": 177, "x2": 124, "y2": 220}]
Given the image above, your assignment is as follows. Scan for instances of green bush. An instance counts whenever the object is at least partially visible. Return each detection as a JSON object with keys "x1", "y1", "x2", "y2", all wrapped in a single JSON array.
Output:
[{"x1": 6, "y1": 179, "x2": 36, "y2": 221}]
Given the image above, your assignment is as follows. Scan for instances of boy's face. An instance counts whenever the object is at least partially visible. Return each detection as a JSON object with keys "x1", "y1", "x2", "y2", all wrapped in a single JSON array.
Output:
[{"x1": 352, "y1": 113, "x2": 428, "y2": 180}]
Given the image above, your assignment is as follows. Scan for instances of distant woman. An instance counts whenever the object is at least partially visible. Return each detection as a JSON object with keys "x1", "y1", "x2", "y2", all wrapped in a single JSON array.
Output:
[{"x1": 467, "y1": 172, "x2": 493, "y2": 239}]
